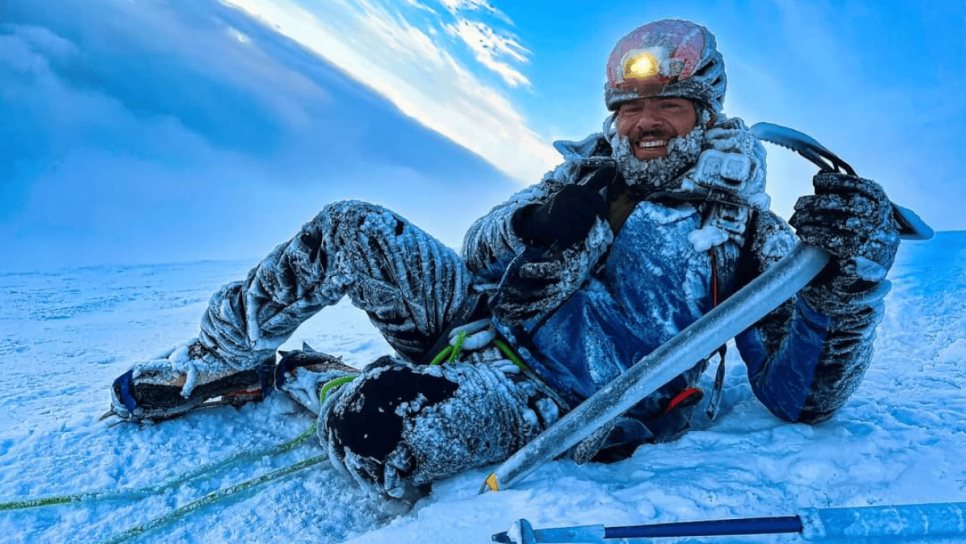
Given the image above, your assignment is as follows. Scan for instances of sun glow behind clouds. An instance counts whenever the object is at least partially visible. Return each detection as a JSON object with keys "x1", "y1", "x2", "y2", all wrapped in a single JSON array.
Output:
[{"x1": 221, "y1": 0, "x2": 557, "y2": 183}]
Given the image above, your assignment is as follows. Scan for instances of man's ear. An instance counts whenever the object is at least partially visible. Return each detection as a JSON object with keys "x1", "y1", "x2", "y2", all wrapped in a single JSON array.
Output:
[{"x1": 693, "y1": 102, "x2": 716, "y2": 128}]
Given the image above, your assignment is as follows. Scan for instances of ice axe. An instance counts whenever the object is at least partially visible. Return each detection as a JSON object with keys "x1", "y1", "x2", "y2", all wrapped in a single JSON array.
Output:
[{"x1": 479, "y1": 122, "x2": 933, "y2": 494}]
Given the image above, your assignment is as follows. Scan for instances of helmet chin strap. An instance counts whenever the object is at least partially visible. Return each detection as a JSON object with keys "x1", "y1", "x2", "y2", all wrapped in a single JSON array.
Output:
[{"x1": 703, "y1": 108, "x2": 717, "y2": 129}]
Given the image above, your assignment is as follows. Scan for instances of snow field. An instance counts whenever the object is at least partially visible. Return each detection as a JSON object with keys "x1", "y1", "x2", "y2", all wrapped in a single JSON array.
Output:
[{"x1": 0, "y1": 233, "x2": 963, "y2": 543}]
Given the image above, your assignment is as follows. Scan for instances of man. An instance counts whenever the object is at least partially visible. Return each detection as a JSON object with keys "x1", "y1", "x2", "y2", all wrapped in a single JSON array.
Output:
[{"x1": 108, "y1": 19, "x2": 899, "y2": 503}]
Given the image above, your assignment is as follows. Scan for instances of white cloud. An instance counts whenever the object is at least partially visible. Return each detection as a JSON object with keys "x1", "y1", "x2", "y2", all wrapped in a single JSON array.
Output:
[
  {"x1": 0, "y1": 0, "x2": 523, "y2": 270},
  {"x1": 402, "y1": 0, "x2": 438, "y2": 15},
  {"x1": 438, "y1": 0, "x2": 486, "y2": 11},
  {"x1": 226, "y1": 26, "x2": 251, "y2": 44},
  {"x1": 220, "y1": 0, "x2": 557, "y2": 183},
  {"x1": 444, "y1": 18, "x2": 529, "y2": 87},
  {"x1": 437, "y1": 0, "x2": 512, "y2": 24}
]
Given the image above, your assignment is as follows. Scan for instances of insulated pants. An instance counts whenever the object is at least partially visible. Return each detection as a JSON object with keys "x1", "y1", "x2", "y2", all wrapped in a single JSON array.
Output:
[
  {"x1": 198, "y1": 200, "x2": 480, "y2": 364},
  {"x1": 196, "y1": 201, "x2": 562, "y2": 500}
]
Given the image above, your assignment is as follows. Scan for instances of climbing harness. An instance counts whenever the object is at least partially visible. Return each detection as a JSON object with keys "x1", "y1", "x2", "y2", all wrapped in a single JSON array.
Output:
[{"x1": 429, "y1": 319, "x2": 530, "y2": 374}]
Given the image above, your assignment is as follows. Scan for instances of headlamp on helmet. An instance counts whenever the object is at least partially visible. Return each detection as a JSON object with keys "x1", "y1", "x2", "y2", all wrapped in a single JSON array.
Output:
[
  {"x1": 605, "y1": 19, "x2": 726, "y2": 114},
  {"x1": 622, "y1": 49, "x2": 663, "y2": 81}
]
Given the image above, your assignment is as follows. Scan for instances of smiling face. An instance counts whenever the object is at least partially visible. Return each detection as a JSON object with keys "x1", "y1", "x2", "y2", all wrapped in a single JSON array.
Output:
[{"x1": 616, "y1": 97, "x2": 699, "y2": 160}]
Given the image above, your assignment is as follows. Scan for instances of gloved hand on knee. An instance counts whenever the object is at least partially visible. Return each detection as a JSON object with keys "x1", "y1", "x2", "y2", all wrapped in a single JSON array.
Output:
[{"x1": 789, "y1": 172, "x2": 900, "y2": 313}]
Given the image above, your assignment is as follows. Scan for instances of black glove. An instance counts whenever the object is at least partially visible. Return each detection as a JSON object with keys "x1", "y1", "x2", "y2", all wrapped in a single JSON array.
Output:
[
  {"x1": 513, "y1": 170, "x2": 611, "y2": 249},
  {"x1": 495, "y1": 167, "x2": 616, "y2": 326},
  {"x1": 789, "y1": 172, "x2": 900, "y2": 311},
  {"x1": 491, "y1": 246, "x2": 566, "y2": 326}
]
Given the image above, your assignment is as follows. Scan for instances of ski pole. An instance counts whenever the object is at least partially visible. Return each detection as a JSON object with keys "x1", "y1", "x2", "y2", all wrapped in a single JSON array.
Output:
[{"x1": 491, "y1": 502, "x2": 966, "y2": 543}]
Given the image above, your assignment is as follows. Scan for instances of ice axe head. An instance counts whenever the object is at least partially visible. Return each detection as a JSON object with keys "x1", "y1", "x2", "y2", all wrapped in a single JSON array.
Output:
[{"x1": 749, "y1": 122, "x2": 933, "y2": 241}]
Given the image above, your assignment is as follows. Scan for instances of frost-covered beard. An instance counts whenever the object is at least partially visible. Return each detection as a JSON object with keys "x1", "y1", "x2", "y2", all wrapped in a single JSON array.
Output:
[{"x1": 609, "y1": 121, "x2": 706, "y2": 193}]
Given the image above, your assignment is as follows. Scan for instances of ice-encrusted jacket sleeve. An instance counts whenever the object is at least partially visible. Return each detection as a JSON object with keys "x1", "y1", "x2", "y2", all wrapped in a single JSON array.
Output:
[
  {"x1": 461, "y1": 181, "x2": 552, "y2": 281},
  {"x1": 462, "y1": 132, "x2": 614, "y2": 282},
  {"x1": 733, "y1": 211, "x2": 885, "y2": 423}
]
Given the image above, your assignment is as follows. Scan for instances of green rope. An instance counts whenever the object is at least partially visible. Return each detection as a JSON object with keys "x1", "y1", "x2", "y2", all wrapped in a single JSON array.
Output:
[
  {"x1": 493, "y1": 339, "x2": 530, "y2": 373},
  {"x1": 429, "y1": 330, "x2": 470, "y2": 366},
  {"x1": 0, "y1": 494, "x2": 91, "y2": 511},
  {"x1": 430, "y1": 331, "x2": 524, "y2": 372},
  {"x1": 429, "y1": 345, "x2": 453, "y2": 366},
  {"x1": 99, "y1": 454, "x2": 329, "y2": 544},
  {"x1": 4, "y1": 370, "x2": 356, "y2": 544},
  {"x1": 1, "y1": 373, "x2": 359, "y2": 513},
  {"x1": 447, "y1": 330, "x2": 467, "y2": 363},
  {"x1": 0, "y1": 426, "x2": 316, "y2": 512},
  {"x1": 318, "y1": 375, "x2": 357, "y2": 403}
]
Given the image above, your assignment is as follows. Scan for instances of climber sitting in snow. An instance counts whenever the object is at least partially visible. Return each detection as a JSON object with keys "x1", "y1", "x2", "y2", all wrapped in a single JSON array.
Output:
[{"x1": 108, "y1": 19, "x2": 900, "y2": 503}]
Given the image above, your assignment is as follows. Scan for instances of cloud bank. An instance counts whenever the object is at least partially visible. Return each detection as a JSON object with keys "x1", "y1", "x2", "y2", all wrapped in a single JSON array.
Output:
[
  {"x1": 222, "y1": 0, "x2": 559, "y2": 183},
  {"x1": 0, "y1": 0, "x2": 523, "y2": 271}
]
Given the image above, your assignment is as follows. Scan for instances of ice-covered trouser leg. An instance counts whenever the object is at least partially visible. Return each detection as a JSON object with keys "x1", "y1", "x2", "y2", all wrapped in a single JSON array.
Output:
[
  {"x1": 198, "y1": 200, "x2": 481, "y2": 368},
  {"x1": 319, "y1": 358, "x2": 563, "y2": 501}
]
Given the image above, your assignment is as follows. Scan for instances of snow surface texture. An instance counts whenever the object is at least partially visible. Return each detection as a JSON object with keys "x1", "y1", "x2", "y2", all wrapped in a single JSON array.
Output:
[{"x1": 1, "y1": 233, "x2": 964, "y2": 543}]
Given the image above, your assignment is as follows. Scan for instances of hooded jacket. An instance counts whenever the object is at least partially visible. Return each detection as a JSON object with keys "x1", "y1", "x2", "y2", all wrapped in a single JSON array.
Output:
[{"x1": 462, "y1": 130, "x2": 885, "y2": 448}]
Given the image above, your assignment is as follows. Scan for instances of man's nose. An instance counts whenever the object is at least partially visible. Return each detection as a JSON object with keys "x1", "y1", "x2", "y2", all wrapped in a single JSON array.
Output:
[{"x1": 634, "y1": 105, "x2": 666, "y2": 131}]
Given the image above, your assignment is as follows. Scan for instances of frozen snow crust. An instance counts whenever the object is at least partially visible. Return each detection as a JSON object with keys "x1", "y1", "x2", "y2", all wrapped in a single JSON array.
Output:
[{"x1": 1, "y1": 233, "x2": 964, "y2": 543}]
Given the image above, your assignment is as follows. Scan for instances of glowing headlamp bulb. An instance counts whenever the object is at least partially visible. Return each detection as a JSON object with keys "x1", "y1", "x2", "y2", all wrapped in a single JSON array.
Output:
[{"x1": 623, "y1": 52, "x2": 659, "y2": 80}]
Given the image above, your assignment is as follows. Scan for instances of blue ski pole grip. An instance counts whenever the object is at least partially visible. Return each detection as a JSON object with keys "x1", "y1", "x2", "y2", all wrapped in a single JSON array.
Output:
[{"x1": 800, "y1": 502, "x2": 966, "y2": 541}]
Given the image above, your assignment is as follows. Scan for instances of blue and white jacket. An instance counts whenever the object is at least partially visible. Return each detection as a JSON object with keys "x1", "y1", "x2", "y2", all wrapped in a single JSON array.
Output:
[{"x1": 462, "y1": 132, "x2": 884, "y2": 449}]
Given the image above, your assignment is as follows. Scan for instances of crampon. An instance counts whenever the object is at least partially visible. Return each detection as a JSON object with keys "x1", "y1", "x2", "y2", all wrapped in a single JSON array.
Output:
[
  {"x1": 102, "y1": 361, "x2": 275, "y2": 423},
  {"x1": 102, "y1": 342, "x2": 358, "y2": 423}
]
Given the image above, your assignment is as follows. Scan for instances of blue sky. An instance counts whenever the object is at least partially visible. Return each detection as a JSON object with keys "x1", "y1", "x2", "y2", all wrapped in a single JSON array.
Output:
[
  {"x1": 226, "y1": 0, "x2": 964, "y2": 223},
  {"x1": 1, "y1": 0, "x2": 963, "y2": 270}
]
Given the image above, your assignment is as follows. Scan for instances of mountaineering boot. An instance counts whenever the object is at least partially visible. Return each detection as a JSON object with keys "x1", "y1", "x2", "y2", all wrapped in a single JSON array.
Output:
[
  {"x1": 274, "y1": 346, "x2": 360, "y2": 414},
  {"x1": 108, "y1": 338, "x2": 275, "y2": 422}
]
